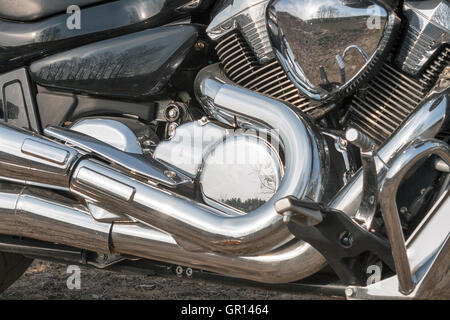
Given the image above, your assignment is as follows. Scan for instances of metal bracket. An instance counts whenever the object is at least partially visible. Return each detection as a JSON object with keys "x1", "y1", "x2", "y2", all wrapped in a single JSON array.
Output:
[
  {"x1": 346, "y1": 128, "x2": 379, "y2": 229},
  {"x1": 276, "y1": 196, "x2": 395, "y2": 285}
]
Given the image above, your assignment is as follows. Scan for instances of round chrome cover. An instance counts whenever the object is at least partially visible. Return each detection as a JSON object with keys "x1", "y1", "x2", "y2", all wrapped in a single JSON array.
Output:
[
  {"x1": 267, "y1": 0, "x2": 397, "y2": 101},
  {"x1": 200, "y1": 133, "x2": 284, "y2": 214}
]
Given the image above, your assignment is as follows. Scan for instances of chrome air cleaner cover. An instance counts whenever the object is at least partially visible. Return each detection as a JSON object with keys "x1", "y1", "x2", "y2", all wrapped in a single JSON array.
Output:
[{"x1": 266, "y1": 0, "x2": 399, "y2": 101}]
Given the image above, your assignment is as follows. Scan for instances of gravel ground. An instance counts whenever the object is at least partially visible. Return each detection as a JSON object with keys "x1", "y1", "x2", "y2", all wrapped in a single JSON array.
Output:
[{"x1": 0, "y1": 260, "x2": 340, "y2": 300}]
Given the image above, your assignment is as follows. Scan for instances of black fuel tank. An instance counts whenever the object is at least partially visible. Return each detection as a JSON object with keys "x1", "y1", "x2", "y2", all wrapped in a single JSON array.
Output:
[
  {"x1": 30, "y1": 25, "x2": 200, "y2": 99},
  {"x1": 0, "y1": 0, "x2": 214, "y2": 73}
]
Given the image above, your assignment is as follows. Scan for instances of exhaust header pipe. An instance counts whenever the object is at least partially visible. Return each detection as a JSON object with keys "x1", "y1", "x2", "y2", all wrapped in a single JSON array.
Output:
[
  {"x1": 0, "y1": 67, "x2": 447, "y2": 283},
  {"x1": 42, "y1": 64, "x2": 327, "y2": 257}
]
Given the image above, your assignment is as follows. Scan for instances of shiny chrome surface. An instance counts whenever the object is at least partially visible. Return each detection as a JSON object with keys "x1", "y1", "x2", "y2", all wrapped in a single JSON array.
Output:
[
  {"x1": 347, "y1": 187, "x2": 450, "y2": 299},
  {"x1": 154, "y1": 120, "x2": 232, "y2": 177},
  {"x1": 207, "y1": 0, "x2": 274, "y2": 63},
  {"x1": 70, "y1": 63, "x2": 328, "y2": 255},
  {"x1": 200, "y1": 131, "x2": 284, "y2": 213},
  {"x1": 379, "y1": 139, "x2": 450, "y2": 295},
  {"x1": 267, "y1": 0, "x2": 397, "y2": 101},
  {"x1": 396, "y1": 0, "x2": 449, "y2": 76},
  {"x1": 70, "y1": 118, "x2": 144, "y2": 154},
  {"x1": 0, "y1": 181, "x2": 326, "y2": 283},
  {"x1": 345, "y1": 128, "x2": 378, "y2": 229},
  {"x1": 0, "y1": 183, "x2": 111, "y2": 253},
  {"x1": 0, "y1": 123, "x2": 79, "y2": 190},
  {"x1": 111, "y1": 223, "x2": 326, "y2": 284},
  {"x1": 0, "y1": 64, "x2": 329, "y2": 272},
  {"x1": 44, "y1": 126, "x2": 190, "y2": 187},
  {"x1": 332, "y1": 90, "x2": 450, "y2": 218},
  {"x1": 196, "y1": 64, "x2": 327, "y2": 203},
  {"x1": 156, "y1": 117, "x2": 285, "y2": 214}
]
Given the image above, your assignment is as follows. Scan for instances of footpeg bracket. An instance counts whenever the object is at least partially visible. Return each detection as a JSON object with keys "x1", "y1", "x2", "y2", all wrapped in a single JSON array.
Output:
[{"x1": 276, "y1": 196, "x2": 395, "y2": 285}]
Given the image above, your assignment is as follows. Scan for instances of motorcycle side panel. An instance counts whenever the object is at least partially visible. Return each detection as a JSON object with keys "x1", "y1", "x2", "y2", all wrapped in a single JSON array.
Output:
[
  {"x1": 29, "y1": 25, "x2": 200, "y2": 99},
  {"x1": 0, "y1": 0, "x2": 109, "y2": 21},
  {"x1": 0, "y1": 0, "x2": 213, "y2": 73},
  {"x1": 0, "y1": 68, "x2": 41, "y2": 133}
]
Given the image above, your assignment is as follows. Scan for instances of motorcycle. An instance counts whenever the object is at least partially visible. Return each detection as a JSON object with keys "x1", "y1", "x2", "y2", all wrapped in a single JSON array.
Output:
[{"x1": 0, "y1": 0, "x2": 448, "y2": 299}]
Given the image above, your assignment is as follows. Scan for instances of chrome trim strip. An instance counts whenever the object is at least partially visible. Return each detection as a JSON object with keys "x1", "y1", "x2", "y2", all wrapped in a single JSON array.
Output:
[
  {"x1": 21, "y1": 139, "x2": 69, "y2": 165},
  {"x1": 44, "y1": 126, "x2": 190, "y2": 187}
]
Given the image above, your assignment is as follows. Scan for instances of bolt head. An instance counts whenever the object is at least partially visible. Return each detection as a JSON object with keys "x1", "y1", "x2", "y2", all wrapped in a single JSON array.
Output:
[
  {"x1": 345, "y1": 288, "x2": 355, "y2": 297},
  {"x1": 165, "y1": 170, "x2": 176, "y2": 179}
]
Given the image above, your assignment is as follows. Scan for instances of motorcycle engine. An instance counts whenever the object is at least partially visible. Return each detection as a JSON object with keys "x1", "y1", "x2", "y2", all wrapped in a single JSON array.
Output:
[{"x1": 207, "y1": 0, "x2": 449, "y2": 144}]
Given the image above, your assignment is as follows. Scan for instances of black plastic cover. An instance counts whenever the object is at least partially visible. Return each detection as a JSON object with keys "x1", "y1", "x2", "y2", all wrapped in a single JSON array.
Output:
[
  {"x1": 0, "y1": 68, "x2": 41, "y2": 132},
  {"x1": 0, "y1": 0, "x2": 214, "y2": 72},
  {"x1": 0, "y1": 0, "x2": 108, "y2": 21},
  {"x1": 36, "y1": 87, "x2": 156, "y2": 128},
  {"x1": 30, "y1": 25, "x2": 200, "y2": 99}
]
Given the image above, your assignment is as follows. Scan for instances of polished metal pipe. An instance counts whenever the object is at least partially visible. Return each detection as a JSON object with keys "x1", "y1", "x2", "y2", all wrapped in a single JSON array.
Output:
[
  {"x1": 0, "y1": 182, "x2": 323, "y2": 283},
  {"x1": 67, "y1": 64, "x2": 326, "y2": 257},
  {"x1": 0, "y1": 183, "x2": 111, "y2": 253},
  {"x1": 111, "y1": 223, "x2": 326, "y2": 284},
  {"x1": 0, "y1": 123, "x2": 79, "y2": 190},
  {"x1": 380, "y1": 139, "x2": 450, "y2": 295}
]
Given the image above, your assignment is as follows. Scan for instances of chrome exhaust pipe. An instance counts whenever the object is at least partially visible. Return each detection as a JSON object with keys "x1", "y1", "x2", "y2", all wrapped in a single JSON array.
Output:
[
  {"x1": 0, "y1": 120, "x2": 314, "y2": 256},
  {"x1": 0, "y1": 182, "x2": 323, "y2": 283},
  {"x1": 0, "y1": 71, "x2": 447, "y2": 283},
  {"x1": 39, "y1": 64, "x2": 326, "y2": 257},
  {"x1": 0, "y1": 183, "x2": 111, "y2": 253}
]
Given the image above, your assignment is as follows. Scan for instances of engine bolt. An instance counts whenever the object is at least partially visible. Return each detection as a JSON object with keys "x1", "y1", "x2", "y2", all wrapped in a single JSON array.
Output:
[
  {"x1": 195, "y1": 41, "x2": 206, "y2": 50},
  {"x1": 165, "y1": 104, "x2": 181, "y2": 122},
  {"x1": 167, "y1": 122, "x2": 178, "y2": 138},
  {"x1": 165, "y1": 170, "x2": 176, "y2": 179},
  {"x1": 168, "y1": 108, "x2": 177, "y2": 119},
  {"x1": 340, "y1": 232, "x2": 353, "y2": 247},
  {"x1": 175, "y1": 266, "x2": 183, "y2": 277},
  {"x1": 345, "y1": 288, "x2": 355, "y2": 297}
]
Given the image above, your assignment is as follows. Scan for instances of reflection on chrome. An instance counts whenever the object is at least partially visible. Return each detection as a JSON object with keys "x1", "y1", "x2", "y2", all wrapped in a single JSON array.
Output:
[
  {"x1": 267, "y1": 0, "x2": 398, "y2": 101},
  {"x1": 200, "y1": 132, "x2": 284, "y2": 213}
]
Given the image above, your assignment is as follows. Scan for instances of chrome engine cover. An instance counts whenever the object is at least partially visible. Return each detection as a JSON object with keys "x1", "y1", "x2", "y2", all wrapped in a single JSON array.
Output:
[
  {"x1": 266, "y1": 0, "x2": 399, "y2": 101},
  {"x1": 396, "y1": 0, "x2": 450, "y2": 76},
  {"x1": 154, "y1": 119, "x2": 286, "y2": 213}
]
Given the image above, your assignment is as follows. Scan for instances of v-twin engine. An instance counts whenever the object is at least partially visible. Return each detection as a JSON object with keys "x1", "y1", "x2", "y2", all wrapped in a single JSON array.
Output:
[{"x1": 0, "y1": 62, "x2": 449, "y2": 284}]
